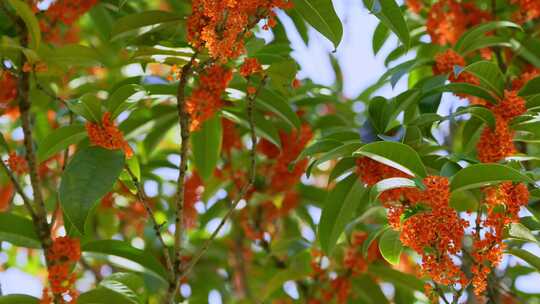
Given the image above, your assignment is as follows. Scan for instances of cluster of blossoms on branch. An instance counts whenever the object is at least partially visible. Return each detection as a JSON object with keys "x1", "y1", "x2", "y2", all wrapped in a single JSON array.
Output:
[
  {"x1": 306, "y1": 232, "x2": 382, "y2": 304},
  {"x1": 31, "y1": 0, "x2": 99, "y2": 44},
  {"x1": 41, "y1": 237, "x2": 81, "y2": 304},
  {"x1": 356, "y1": 159, "x2": 468, "y2": 290},
  {"x1": 85, "y1": 112, "x2": 133, "y2": 158}
]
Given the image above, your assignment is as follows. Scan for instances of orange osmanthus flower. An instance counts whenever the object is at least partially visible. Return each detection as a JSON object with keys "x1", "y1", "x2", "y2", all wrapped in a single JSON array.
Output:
[
  {"x1": 240, "y1": 58, "x2": 263, "y2": 77},
  {"x1": 7, "y1": 152, "x2": 28, "y2": 175},
  {"x1": 0, "y1": 71, "x2": 17, "y2": 106},
  {"x1": 86, "y1": 112, "x2": 133, "y2": 158},
  {"x1": 186, "y1": 64, "x2": 232, "y2": 131},
  {"x1": 427, "y1": 0, "x2": 489, "y2": 46},
  {"x1": 183, "y1": 172, "x2": 204, "y2": 229},
  {"x1": 187, "y1": 0, "x2": 293, "y2": 61},
  {"x1": 477, "y1": 90, "x2": 526, "y2": 163}
]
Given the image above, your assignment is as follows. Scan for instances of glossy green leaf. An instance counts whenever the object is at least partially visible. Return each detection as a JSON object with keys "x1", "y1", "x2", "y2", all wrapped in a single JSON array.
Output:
[
  {"x1": 363, "y1": 0, "x2": 410, "y2": 48},
  {"x1": 292, "y1": 0, "x2": 343, "y2": 49},
  {"x1": 267, "y1": 59, "x2": 298, "y2": 94},
  {"x1": 46, "y1": 44, "x2": 101, "y2": 66},
  {"x1": 222, "y1": 109, "x2": 280, "y2": 147},
  {"x1": 450, "y1": 164, "x2": 533, "y2": 192},
  {"x1": 7, "y1": 0, "x2": 41, "y2": 50},
  {"x1": 107, "y1": 84, "x2": 146, "y2": 119},
  {"x1": 368, "y1": 264, "x2": 425, "y2": 291},
  {"x1": 354, "y1": 141, "x2": 427, "y2": 177},
  {"x1": 463, "y1": 61, "x2": 505, "y2": 97},
  {"x1": 60, "y1": 147, "x2": 125, "y2": 233},
  {"x1": 192, "y1": 115, "x2": 222, "y2": 181},
  {"x1": 521, "y1": 216, "x2": 540, "y2": 231},
  {"x1": 519, "y1": 76, "x2": 540, "y2": 97},
  {"x1": 507, "y1": 248, "x2": 540, "y2": 271},
  {"x1": 319, "y1": 175, "x2": 366, "y2": 254},
  {"x1": 0, "y1": 213, "x2": 40, "y2": 248},
  {"x1": 307, "y1": 141, "x2": 362, "y2": 177},
  {"x1": 110, "y1": 10, "x2": 184, "y2": 41},
  {"x1": 507, "y1": 223, "x2": 538, "y2": 244},
  {"x1": 370, "y1": 177, "x2": 417, "y2": 202},
  {"x1": 82, "y1": 240, "x2": 168, "y2": 280},
  {"x1": 0, "y1": 295, "x2": 39, "y2": 304},
  {"x1": 67, "y1": 94, "x2": 103, "y2": 123},
  {"x1": 256, "y1": 88, "x2": 301, "y2": 129},
  {"x1": 378, "y1": 229, "x2": 403, "y2": 265},
  {"x1": 431, "y1": 83, "x2": 498, "y2": 104},
  {"x1": 37, "y1": 125, "x2": 87, "y2": 163},
  {"x1": 372, "y1": 22, "x2": 390, "y2": 55},
  {"x1": 455, "y1": 21, "x2": 522, "y2": 55},
  {"x1": 452, "y1": 106, "x2": 496, "y2": 129}
]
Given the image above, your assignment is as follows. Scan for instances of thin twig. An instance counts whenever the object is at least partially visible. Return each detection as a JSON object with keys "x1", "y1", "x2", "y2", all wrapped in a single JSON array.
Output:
[
  {"x1": 125, "y1": 166, "x2": 175, "y2": 281},
  {"x1": 434, "y1": 283, "x2": 451, "y2": 304},
  {"x1": 0, "y1": 158, "x2": 36, "y2": 221},
  {"x1": 179, "y1": 76, "x2": 267, "y2": 279}
]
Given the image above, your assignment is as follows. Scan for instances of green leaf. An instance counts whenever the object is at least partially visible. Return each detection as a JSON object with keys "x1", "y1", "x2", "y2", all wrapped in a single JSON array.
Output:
[
  {"x1": 318, "y1": 175, "x2": 366, "y2": 254},
  {"x1": 37, "y1": 125, "x2": 87, "y2": 163},
  {"x1": 256, "y1": 88, "x2": 301, "y2": 129},
  {"x1": 378, "y1": 229, "x2": 403, "y2": 265},
  {"x1": 455, "y1": 21, "x2": 522, "y2": 55},
  {"x1": 507, "y1": 223, "x2": 538, "y2": 244},
  {"x1": 110, "y1": 10, "x2": 184, "y2": 41},
  {"x1": 354, "y1": 141, "x2": 427, "y2": 177},
  {"x1": 222, "y1": 109, "x2": 280, "y2": 147},
  {"x1": 296, "y1": 140, "x2": 343, "y2": 162},
  {"x1": 329, "y1": 157, "x2": 357, "y2": 182},
  {"x1": 430, "y1": 83, "x2": 498, "y2": 104},
  {"x1": 463, "y1": 61, "x2": 505, "y2": 98},
  {"x1": 107, "y1": 84, "x2": 146, "y2": 119},
  {"x1": 450, "y1": 164, "x2": 533, "y2": 192},
  {"x1": 7, "y1": 0, "x2": 41, "y2": 50},
  {"x1": 292, "y1": 0, "x2": 343, "y2": 49},
  {"x1": 0, "y1": 295, "x2": 39, "y2": 304},
  {"x1": 372, "y1": 22, "x2": 390, "y2": 55},
  {"x1": 362, "y1": 226, "x2": 386, "y2": 257},
  {"x1": 45, "y1": 44, "x2": 102, "y2": 66},
  {"x1": 521, "y1": 216, "x2": 540, "y2": 231},
  {"x1": 0, "y1": 213, "x2": 40, "y2": 248},
  {"x1": 307, "y1": 141, "x2": 362, "y2": 177},
  {"x1": 191, "y1": 115, "x2": 222, "y2": 181},
  {"x1": 267, "y1": 59, "x2": 298, "y2": 94},
  {"x1": 82, "y1": 240, "x2": 168, "y2": 280},
  {"x1": 452, "y1": 106, "x2": 496, "y2": 129},
  {"x1": 363, "y1": 0, "x2": 410, "y2": 48},
  {"x1": 60, "y1": 147, "x2": 125, "y2": 233},
  {"x1": 67, "y1": 94, "x2": 103, "y2": 123},
  {"x1": 507, "y1": 248, "x2": 540, "y2": 271},
  {"x1": 370, "y1": 177, "x2": 417, "y2": 202},
  {"x1": 519, "y1": 76, "x2": 540, "y2": 97},
  {"x1": 368, "y1": 264, "x2": 425, "y2": 291},
  {"x1": 459, "y1": 36, "x2": 513, "y2": 56}
]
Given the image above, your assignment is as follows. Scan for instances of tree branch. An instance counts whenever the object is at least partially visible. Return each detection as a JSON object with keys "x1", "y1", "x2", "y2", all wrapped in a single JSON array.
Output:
[
  {"x1": 165, "y1": 51, "x2": 199, "y2": 303},
  {"x1": 179, "y1": 76, "x2": 267, "y2": 279},
  {"x1": 0, "y1": 156, "x2": 36, "y2": 220},
  {"x1": 125, "y1": 166, "x2": 175, "y2": 282}
]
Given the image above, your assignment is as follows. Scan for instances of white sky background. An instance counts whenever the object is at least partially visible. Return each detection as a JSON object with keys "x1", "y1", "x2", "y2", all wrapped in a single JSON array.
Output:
[{"x1": 1, "y1": 0, "x2": 540, "y2": 302}]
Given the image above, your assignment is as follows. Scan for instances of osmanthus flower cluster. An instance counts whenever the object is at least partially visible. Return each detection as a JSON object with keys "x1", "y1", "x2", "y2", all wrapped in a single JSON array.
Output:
[
  {"x1": 239, "y1": 124, "x2": 313, "y2": 240},
  {"x1": 186, "y1": 64, "x2": 232, "y2": 131},
  {"x1": 41, "y1": 237, "x2": 81, "y2": 304},
  {"x1": 85, "y1": 112, "x2": 133, "y2": 158},
  {"x1": 425, "y1": 0, "x2": 490, "y2": 46},
  {"x1": 306, "y1": 232, "x2": 381, "y2": 304},
  {"x1": 187, "y1": 0, "x2": 293, "y2": 61},
  {"x1": 31, "y1": 0, "x2": 99, "y2": 44},
  {"x1": 470, "y1": 182, "x2": 530, "y2": 294},
  {"x1": 476, "y1": 91, "x2": 527, "y2": 163},
  {"x1": 357, "y1": 158, "x2": 469, "y2": 291}
]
